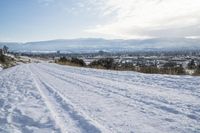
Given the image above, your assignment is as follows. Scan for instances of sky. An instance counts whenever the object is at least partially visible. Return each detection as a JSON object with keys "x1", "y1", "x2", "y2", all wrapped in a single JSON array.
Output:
[{"x1": 0, "y1": 0, "x2": 200, "y2": 42}]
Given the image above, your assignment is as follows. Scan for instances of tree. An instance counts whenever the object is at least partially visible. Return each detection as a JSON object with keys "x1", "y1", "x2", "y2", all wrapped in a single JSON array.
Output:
[
  {"x1": 194, "y1": 64, "x2": 200, "y2": 75},
  {"x1": 188, "y1": 59, "x2": 196, "y2": 69},
  {"x1": 0, "y1": 54, "x2": 5, "y2": 63},
  {"x1": 57, "y1": 57, "x2": 86, "y2": 67},
  {"x1": 163, "y1": 62, "x2": 177, "y2": 68},
  {"x1": 3, "y1": 45, "x2": 9, "y2": 54},
  {"x1": 89, "y1": 58, "x2": 114, "y2": 69},
  {"x1": 174, "y1": 65, "x2": 185, "y2": 75},
  {"x1": 71, "y1": 58, "x2": 86, "y2": 66},
  {"x1": 59, "y1": 57, "x2": 69, "y2": 62}
]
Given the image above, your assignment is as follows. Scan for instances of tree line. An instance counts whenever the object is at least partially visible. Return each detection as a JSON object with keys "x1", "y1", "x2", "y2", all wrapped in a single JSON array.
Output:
[{"x1": 56, "y1": 57, "x2": 200, "y2": 76}]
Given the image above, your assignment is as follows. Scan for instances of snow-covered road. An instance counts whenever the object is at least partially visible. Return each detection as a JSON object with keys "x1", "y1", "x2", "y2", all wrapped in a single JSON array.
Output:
[{"x1": 0, "y1": 63, "x2": 200, "y2": 133}]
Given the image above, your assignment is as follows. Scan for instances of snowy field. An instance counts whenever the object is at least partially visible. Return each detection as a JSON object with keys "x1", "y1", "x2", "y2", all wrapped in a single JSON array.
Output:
[{"x1": 0, "y1": 63, "x2": 200, "y2": 133}]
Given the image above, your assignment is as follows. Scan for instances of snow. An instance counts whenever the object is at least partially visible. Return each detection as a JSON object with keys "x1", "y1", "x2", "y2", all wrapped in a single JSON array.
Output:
[
  {"x1": 0, "y1": 63, "x2": 200, "y2": 133},
  {"x1": 0, "y1": 64, "x2": 2, "y2": 71}
]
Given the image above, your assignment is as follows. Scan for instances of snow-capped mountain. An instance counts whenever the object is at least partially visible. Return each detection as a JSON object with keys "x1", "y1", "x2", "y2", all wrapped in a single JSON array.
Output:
[{"x1": 0, "y1": 38, "x2": 200, "y2": 53}]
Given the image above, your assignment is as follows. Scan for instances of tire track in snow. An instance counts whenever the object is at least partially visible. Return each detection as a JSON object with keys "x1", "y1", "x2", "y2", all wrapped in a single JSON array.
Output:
[
  {"x1": 33, "y1": 63, "x2": 200, "y2": 132},
  {"x1": 29, "y1": 64, "x2": 109, "y2": 133},
  {"x1": 37, "y1": 63, "x2": 200, "y2": 119},
  {"x1": 34, "y1": 65, "x2": 175, "y2": 132},
  {"x1": 29, "y1": 65, "x2": 69, "y2": 133},
  {"x1": 42, "y1": 63, "x2": 200, "y2": 95},
  {"x1": 0, "y1": 65, "x2": 60, "y2": 133},
  {"x1": 39, "y1": 63, "x2": 200, "y2": 102}
]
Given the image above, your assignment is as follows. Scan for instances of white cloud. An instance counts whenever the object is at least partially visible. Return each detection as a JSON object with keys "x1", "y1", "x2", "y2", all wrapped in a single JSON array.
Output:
[
  {"x1": 185, "y1": 36, "x2": 200, "y2": 39},
  {"x1": 86, "y1": 0, "x2": 200, "y2": 39}
]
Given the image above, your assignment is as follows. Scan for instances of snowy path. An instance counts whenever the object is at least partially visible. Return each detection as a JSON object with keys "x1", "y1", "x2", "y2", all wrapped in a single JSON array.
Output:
[{"x1": 0, "y1": 63, "x2": 200, "y2": 133}]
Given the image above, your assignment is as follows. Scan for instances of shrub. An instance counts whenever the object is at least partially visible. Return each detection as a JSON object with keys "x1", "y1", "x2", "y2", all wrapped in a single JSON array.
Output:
[
  {"x1": 0, "y1": 54, "x2": 5, "y2": 63},
  {"x1": 71, "y1": 58, "x2": 86, "y2": 66},
  {"x1": 163, "y1": 62, "x2": 177, "y2": 68},
  {"x1": 59, "y1": 57, "x2": 70, "y2": 62},
  {"x1": 160, "y1": 66, "x2": 185, "y2": 75},
  {"x1": 193, "y1": 65, "x2": 200, "y2": 75},
  {"x1": 89, "y1": 58, "x2": 114, "y2": 69},
  {"x1": 139, "y1": 66, "x2": 159, "y2": 74},
  {"x1": 117, "y1": 63, "x2": 135, "y2": 71},
  {"x1": 57, "y1": 57, "x2": 86, "y2": 67},
  {"x1": 188, "y1": 59, "x2": 196, "y2": 69}
]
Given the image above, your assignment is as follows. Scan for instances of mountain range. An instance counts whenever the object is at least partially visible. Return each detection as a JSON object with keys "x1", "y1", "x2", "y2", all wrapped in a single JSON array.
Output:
[{"x1": 0, "y1": 38, "x2": 200, "y2": 53}]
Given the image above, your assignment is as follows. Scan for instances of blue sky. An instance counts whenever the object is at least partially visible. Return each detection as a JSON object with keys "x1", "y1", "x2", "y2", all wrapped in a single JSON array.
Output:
[
  {"x1": 0, "y1": 0, "x2": 200, "y2": 42},
  {"x1": 0, "y1": 0, "x2": 108, "y2": 42}
]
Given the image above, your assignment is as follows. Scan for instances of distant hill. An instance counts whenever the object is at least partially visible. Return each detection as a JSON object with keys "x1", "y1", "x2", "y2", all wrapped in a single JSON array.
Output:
[{"x1": 0, "y1": 38, "x2": 200, "y2": 53}]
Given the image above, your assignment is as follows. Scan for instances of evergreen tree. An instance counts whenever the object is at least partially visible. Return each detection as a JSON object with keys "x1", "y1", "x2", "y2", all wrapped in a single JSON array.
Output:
[{"x1": 188, "y1": 59, "x2": 196, "y2": 69}]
